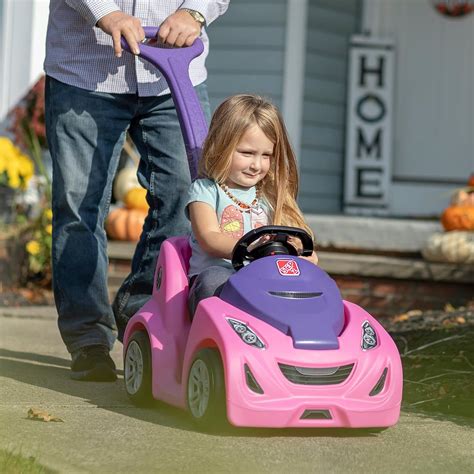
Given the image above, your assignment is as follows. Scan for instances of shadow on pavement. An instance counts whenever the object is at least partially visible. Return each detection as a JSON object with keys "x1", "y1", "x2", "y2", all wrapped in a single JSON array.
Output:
[{"x1": 0, "y1": 348, "x2": 383, "y2": 438}]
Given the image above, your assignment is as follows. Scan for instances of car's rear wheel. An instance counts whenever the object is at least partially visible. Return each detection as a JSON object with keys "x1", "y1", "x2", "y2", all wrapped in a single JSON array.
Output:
[
  {"x1": 187, "y1": 349, "x2": 226, "y2": 427},
  {"x1": 124, "y1": 331, "x2": 153, "y2": 405}
]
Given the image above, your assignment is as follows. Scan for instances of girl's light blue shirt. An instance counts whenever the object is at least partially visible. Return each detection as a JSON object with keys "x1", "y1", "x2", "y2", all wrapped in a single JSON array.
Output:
[{"x1": 186, "y1": 178, "x2": 271, "y2": 277}]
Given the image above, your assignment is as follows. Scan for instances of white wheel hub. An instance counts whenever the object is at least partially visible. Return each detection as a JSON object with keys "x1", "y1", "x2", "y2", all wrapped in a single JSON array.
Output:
[
  {"x1": 188, "y1": 359, "x2": 210, "y2": 418},
  {"x1": 125, "y1": 340, "x2": 144, "y2": 395}
]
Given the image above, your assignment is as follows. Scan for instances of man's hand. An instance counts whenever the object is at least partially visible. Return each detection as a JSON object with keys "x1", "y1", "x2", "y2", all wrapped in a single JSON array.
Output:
[
  {"x1": 97, "y1": 11, "x2": 145, "y2": 57},
  {"x1": 158, "y1": 10, "x2": 202, "y2": 47}
]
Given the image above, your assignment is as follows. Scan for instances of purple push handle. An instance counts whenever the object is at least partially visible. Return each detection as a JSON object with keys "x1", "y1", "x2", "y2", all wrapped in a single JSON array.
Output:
[{"x1": 121, "y1": 27, "x2": 208, "y2": 180}]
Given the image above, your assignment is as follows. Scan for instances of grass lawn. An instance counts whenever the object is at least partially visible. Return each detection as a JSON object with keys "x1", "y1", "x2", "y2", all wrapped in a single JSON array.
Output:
[{"x1": 0, "y1": 449, "x2": 56, "y2": 474}]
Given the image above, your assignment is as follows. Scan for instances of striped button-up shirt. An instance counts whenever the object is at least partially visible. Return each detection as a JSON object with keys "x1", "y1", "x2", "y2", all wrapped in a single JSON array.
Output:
[{"x1": 44, "y1": 0, "x2": 229, "y2": 96}]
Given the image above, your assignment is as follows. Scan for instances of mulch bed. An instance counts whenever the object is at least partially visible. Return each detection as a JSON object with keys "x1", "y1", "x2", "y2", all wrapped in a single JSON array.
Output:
[
  {"x1": 0, "y1": 285, "x2": 54, "y2": 307},
  {"x1": 383, "y1": 303, "x2": 474, "y2": 420}
]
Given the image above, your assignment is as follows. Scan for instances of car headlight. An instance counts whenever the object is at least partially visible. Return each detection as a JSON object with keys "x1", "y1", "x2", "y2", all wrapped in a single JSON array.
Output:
[
  {"x1": 361, "y1": 320, "x2": 378, "y2": 350},
  {"x1": 226, "y1": 318, "x2": 265, "y2": 349}
]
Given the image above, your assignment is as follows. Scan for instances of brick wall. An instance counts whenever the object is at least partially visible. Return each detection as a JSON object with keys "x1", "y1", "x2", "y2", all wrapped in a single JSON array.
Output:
[{"x1": 333, "y1": 275, "x2": 473, "y2": 318}]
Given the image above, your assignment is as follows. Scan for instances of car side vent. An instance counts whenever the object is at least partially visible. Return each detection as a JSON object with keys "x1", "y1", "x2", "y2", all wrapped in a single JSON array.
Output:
[
  {"x1": 279, "y1": 363, "x2": 354, "y2": 385},
  {"x1": 268, "y1": 291, "x2": 322, "y2": 299},
  {"x1": 369, "y1": 368, "x2": 388, "y2": 396}
]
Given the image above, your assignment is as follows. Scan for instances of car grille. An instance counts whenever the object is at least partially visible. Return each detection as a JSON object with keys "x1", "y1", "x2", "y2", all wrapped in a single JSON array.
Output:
[{"x1": 279, "y1": 363, "x2": 354, "y2": 385}]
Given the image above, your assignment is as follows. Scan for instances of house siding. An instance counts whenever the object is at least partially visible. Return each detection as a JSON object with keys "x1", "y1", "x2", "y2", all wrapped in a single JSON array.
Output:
[
  {"x1": 299, "y1": 0, "x2": 361, "y2": 214},
  {"x1": 205, "y1": 0, "x2": 287, "y2": 110}
]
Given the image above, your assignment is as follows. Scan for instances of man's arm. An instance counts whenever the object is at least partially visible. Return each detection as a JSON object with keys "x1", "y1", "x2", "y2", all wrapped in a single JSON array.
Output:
[
  {"x1": 65, "y1": 1, "x2": 145, "y2": 57},
  {"x1": 179, "y1": 0, "x2": 230, "y2": 27},
  {"x1": 158, "y1": 1, "x2": 230, "y2": 47}
]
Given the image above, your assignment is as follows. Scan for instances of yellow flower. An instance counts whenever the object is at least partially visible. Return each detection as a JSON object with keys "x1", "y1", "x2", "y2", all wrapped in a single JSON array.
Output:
[
  {"x1": 0, "y1": 154, "x2": 6, "y2": 173},
  {"x1": 44, "y1": 209, "x2": 53, "y2": 220},
  {"x1": 0, "y1": 136, "x2": 34, "y2": 189},
  {"x1": 7, "y1": 167, "x2": 20, "y2": 189},
  {"x1": 45, "y1": 224, "x2": 53, "y2": 235},
  {"x1": 26, "y1": 240, "x2": 41, "y2": 255}
]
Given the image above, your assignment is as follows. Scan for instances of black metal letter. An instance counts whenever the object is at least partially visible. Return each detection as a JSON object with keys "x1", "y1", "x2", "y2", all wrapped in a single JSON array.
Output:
[
  {"x1": 359, "y1": 55, "x2": 385, "y2": 88},
  {"x1": 356, "y1": 94, "x2": 386, "y2": 123},
  {"x1": 356, "y1": 128, "x2": 382, "y2": 159}
]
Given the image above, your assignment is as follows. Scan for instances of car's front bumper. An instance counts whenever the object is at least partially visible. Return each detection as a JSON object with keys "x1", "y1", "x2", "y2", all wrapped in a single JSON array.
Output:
[{"x1": 188, "y1": 299, "x2": 403, "y2": 428}]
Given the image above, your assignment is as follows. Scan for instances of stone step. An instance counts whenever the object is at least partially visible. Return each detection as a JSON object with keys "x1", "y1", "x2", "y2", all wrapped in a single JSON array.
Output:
[
  {"x1": 106, "y1": 215, "x2": 443, "y2": 259},
  {"x1": 108, "y1": 241, "x2": 135, "y2": 260},
  {"x1": 107, "y1": 240, "x2": 474, "y2": 284},
  {"x1": 106, "y1": 240, "x2": 473, "y2": 318},
  {"x1": 306, "y1": 214, "x2": 442, "y2": 253}
]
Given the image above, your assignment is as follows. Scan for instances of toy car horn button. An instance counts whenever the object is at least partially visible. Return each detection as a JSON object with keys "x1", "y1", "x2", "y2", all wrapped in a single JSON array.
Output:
[{"x1": 276, "y1": 259, "x2": 300, "y2": 276}]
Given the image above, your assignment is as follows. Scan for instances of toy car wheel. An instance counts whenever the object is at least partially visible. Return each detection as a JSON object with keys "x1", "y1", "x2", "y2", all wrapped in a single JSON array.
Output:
[
  {"x1": 124, "y1": 331, "x2": 153, "y2": 405},
  {"x1": 187, "y1": 349, "x2": 226, "y2": 427}
]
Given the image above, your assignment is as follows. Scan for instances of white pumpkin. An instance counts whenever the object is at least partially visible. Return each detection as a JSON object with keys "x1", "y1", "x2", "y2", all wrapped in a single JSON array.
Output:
[
  {"x1": 422, "y1": 231, "x2": 474, "y2": 264},
  {"x1": 113, "y1": 167, "x2": 140, "y2": 202}
]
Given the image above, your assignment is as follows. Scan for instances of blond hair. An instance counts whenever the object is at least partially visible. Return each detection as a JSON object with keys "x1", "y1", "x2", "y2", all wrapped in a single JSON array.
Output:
[{"x1": 199, "y1": 94, "x2": 313, "y2": 238}]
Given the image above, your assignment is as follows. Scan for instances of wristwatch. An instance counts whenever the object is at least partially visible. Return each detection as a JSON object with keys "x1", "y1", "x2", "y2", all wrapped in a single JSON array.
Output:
[{"x1": 180, "y1": 8, "x2": 206, "y2": 27}]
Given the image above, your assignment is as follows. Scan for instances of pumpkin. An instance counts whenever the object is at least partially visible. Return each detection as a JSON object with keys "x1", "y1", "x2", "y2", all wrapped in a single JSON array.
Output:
[
  {"x1": 124, "y1": 187, "x2": 148, "y2": 210},
  {"x1": 105, "y1": 207, "x2": 147, "y2": 241},
  {"x1": 422, "y1": 231, "x2": 474, "y2": 264},
  {"x1": 450, "y1": 189, "x2": 474, "y2": 206},
  {"x1": 441, "y1": 205, "x2": 474, "y2": 231},
  {"x1": 113, "y1": 167, "x2": 140, "y2": 202}
]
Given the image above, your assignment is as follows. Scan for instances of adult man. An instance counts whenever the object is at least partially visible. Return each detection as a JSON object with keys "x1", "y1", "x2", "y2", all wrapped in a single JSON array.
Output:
[{"x1": 44, "y1": 0, "x2": 229, "y2": 381}]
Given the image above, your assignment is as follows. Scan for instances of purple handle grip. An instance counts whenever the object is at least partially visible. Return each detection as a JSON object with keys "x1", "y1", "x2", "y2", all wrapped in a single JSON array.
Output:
[{"x1": 121, "y1": 27, "x2": 208, "y2": 180}]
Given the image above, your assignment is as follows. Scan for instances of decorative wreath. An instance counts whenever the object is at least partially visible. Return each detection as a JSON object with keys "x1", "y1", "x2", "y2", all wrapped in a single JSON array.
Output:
[{"x1": 432, "y1": 1, "x2": 474, "y2": 17}]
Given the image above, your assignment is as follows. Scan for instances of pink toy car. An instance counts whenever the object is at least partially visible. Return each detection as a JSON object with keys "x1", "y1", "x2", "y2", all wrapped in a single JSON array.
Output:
[
  {"x1": 121, "y1": 30, "x2": 403, "y2": 429},
  {"x1": 123, "y1": 225, "x2": 402, "y2": 428}
]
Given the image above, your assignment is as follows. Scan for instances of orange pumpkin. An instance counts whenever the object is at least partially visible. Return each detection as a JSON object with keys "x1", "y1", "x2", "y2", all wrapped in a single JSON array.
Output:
[
  {"x1": 105, "y1": 207, "x2": 147, "y2": 241},
  {"x1": 113, "y1": 167, "x2": 140, "y2": 202},
  {"x1": 124, "y1": 187, "x2": 148, "y2": 210},
  {"x1": 441, "y1": 205, "x2": 474, "y2": 231}
]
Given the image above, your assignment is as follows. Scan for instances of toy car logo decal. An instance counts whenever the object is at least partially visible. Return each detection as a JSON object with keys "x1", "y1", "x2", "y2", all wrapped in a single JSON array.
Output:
[{"x1": 276, "y1": 259, "x2": 300, "y2": 276}]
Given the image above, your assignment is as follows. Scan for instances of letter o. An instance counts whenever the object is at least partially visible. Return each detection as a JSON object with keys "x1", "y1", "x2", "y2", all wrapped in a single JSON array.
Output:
[{"x1": 356, "y1": 94, "x2": 386, "y2": 123}]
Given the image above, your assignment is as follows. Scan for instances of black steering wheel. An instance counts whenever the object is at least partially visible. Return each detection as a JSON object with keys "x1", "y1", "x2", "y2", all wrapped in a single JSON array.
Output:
[{"x1": 231, "y1": 225, "x2": 314, "y2": 270}]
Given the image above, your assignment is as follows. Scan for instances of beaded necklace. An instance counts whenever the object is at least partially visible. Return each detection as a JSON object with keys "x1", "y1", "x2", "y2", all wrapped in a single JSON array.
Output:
[{"x1": 219, "y1": 183, "x2": 261, "y2": 213}]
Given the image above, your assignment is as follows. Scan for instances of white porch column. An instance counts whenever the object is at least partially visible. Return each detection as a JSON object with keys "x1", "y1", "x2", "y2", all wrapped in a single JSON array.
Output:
[{"x1": 0, "y1": 0, "x2": 49, "y2": 120}]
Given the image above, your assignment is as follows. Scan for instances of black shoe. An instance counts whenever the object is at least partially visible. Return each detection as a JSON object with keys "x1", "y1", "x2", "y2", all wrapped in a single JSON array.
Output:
[{"x1": 71, "y1": 345, "x2": 117, "y2": 382}]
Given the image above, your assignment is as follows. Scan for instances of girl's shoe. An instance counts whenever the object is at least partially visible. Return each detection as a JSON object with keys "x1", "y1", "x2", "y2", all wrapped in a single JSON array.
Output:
[{"x1": 71, "y1": 345, "x2": 117, "y2": 382}]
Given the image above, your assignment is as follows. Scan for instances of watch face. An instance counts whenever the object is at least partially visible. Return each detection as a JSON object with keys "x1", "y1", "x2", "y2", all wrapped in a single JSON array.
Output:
[
  {"x1": 194, "y1": 12, "x2": 205, "y2": 24},
  {"x1": 183, "y1": 8, "x2": 206, "y2": 25}
]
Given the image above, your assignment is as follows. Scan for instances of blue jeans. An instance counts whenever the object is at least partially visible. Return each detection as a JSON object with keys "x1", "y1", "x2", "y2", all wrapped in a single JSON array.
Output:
[
  {"x1": 45, "y1": 76, "x2": 210, "y2": 353},
  {"x1": 188, "y1": 266, "x2": 236, "y2": 316}
]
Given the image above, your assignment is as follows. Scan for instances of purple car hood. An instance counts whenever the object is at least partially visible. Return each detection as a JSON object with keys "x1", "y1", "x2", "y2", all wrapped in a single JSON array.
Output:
[{"x1": 220, "y1": 256, "x2": 344, "y2": 350}]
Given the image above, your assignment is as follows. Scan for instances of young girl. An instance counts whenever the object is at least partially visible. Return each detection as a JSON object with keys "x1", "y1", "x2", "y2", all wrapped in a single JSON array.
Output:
[{"x1": 186, "y1": 94, "x2": 318, "y2": 315}]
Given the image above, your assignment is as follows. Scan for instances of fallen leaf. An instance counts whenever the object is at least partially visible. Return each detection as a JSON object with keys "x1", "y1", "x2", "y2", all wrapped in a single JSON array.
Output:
[
  {"x1": 392, "y1": 310, "x2": 423, "y2": 322},
  {"x1": 444, "y1": 303, "x2": 456, "y2": 312},
  {"x1": 442, "y1": 319, "x2": 454, "y2": 327},
  {"x1": 18, "y1": 288, "x2": 34, "y2": 300},
  {"x1": 393, "y1": 314, "x2": 409, "y2": 322},
  {"x1": 456, "y1": 316, "x2": 466, "y2": 324},
  {"x1": 27, "y1": 408, "x2": 63, "y2": 422}
]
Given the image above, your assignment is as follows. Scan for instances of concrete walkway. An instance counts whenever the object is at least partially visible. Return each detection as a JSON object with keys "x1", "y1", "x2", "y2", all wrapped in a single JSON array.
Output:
[{"x1": 1, "y1": 306, "x2": 473, "y2": 474}]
